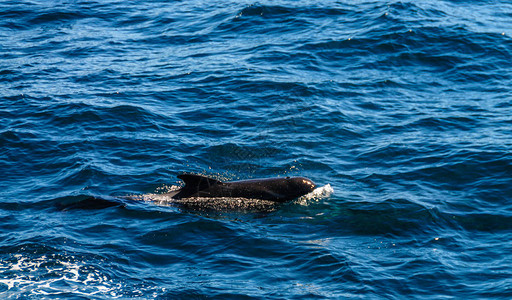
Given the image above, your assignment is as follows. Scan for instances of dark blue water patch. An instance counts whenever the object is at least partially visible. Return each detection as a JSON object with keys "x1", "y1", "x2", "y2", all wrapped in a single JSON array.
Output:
[
  {"x1": 216, "y1": 5, "x2": 316, "y2": 37},
  {"x1": 302, "y1": 198, "x2": 441, "y2": 237}
]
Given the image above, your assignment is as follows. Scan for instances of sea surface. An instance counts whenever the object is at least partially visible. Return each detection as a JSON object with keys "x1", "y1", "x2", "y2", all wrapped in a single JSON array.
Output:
[{"x1": 1, "y1": 0, "x2": 512, "y2": 298}]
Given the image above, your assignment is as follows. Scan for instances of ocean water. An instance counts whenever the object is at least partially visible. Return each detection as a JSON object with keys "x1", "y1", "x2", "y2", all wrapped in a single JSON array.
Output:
[{"x1": 1, "y1": 0, "x2": 512, "y2": 298}]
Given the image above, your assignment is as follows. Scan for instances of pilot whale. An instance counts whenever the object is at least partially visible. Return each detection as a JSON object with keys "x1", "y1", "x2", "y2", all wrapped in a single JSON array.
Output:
[
  {"x1": 166, "y1": 174, "x2": 317, "y2": 202},
  {"x1": 56, "y1": 174, "x2": 317, "y2": 211}
]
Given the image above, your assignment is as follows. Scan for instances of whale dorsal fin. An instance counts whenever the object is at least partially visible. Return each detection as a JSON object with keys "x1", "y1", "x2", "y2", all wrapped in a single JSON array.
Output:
[{"x1": 177, "y1": 174, "x2": 223, "y2": 191}]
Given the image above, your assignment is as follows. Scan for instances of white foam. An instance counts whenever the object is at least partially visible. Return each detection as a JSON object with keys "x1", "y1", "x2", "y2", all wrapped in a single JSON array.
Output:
[
  {"x1": 0, "y1": 254, "x2": 123, "y2": 298},
  {"x1": 296, "y1": 184, "x2": 334, "y2": 205}
]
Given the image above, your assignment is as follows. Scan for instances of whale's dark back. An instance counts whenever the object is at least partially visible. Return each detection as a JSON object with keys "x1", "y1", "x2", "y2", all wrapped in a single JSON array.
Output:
[{"x1": 173, "y1": 174, "x2": 316, "y2": 202}]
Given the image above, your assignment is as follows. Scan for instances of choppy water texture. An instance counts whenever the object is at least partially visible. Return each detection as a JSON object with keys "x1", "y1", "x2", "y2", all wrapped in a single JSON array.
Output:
[{"x1": 1, "y1": 0, "x2": 512, "y2": 298}]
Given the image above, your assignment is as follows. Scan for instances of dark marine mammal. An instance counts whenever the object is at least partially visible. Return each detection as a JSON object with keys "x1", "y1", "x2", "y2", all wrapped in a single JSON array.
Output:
[
  {"x1": 56, "y1": 174, "x2": 317, "y2": 211},
  {"x1": 167, "y1": 174, "x2": 316, "y2": 202}
]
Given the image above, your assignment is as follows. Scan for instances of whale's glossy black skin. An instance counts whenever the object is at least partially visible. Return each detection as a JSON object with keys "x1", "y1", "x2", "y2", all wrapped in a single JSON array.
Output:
[
  {"x1": 168, "y1": 174, "x2": 317, "y2": 202},
  {"x1": 55, "y1": 174, "x2": 317, "y2": 211}
]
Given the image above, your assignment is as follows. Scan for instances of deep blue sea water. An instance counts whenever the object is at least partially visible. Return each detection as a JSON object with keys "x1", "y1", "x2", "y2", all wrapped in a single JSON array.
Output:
[{"x1": 1, "y1": 0, "x2": 512, "y2": 298}]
